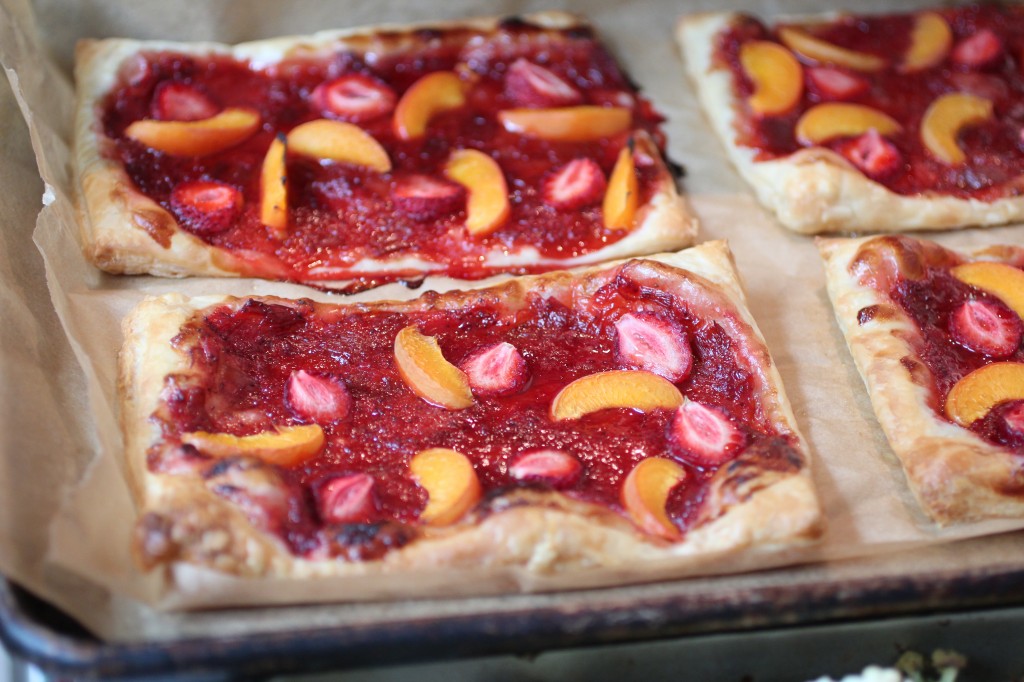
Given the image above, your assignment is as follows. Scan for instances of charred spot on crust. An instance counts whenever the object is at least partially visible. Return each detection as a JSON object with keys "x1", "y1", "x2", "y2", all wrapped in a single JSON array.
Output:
[{"x1": 325, "y1": 521, "x2": 417, "y2": 561}]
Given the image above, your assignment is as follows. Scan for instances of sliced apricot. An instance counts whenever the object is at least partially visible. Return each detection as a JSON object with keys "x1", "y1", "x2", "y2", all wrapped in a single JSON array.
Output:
[
  {"x1": 550, "y1": 370, "x2": 683, "y2": 421},
  {"x1": 260, "y1": 134, "x2": 288, "y2": 239},
  {"x1": 739, "y1": 40, "x2": 804, "y2": 115},
  {"x1": 951, "y1": 262, "x2": 1024, "y2": 321},
  {"x1": 621, "y1": 457, "x2": 686, "y2": 540},
  {"x1": 901, "y1": 12, "x2": 953, "y2": 73},
  {"x1": 920, "y1": 92, "x2": 994, "y2": 165},
  {"x1": 778, "y1": 26, "x2": 886, "y2": 72},
  {"x1": 410, "y1": 448, "x2": 481, "y2": 525},
  {"x1": 286, "y1": 119, "x2": 391, "y2": 172},
  {"x1": 393, "y1": 71, "x2": 466, "y2": 140},
  {"x1": 443, "y1": 149, "x2": 510, "y2": 235},
  {"x1": 945, "y1": 362, "x2": 1024, "y2": 427},
  {"x1": 795, "y1": 103, "x2": 901, "y2": 146},
  {"x1": 181, "y1": 424, "x2": 324, "y2": 467},
  {"x1": 394, "y1": 326, "x2": 474, "y2": 409},
  {"x1": 497, "y1": 106, "x2": 631, "y2": 142},
  {"x1": 125, "y1": 107, "x2": 260, "y2": 156},
  {"x1": 603, "y1": 143, "x2": 638, "y2": 230}
]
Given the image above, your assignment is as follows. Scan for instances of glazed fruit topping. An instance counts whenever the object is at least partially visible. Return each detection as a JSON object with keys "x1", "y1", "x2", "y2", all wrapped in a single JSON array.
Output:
[
  {"x1": 739, "y1": 40, "x2": 803, "y2": 115},
  {"x1": 182, "y1": 424, "x2": 325, "y2": 467},
  {"x1": 1002, "y1": 401, "x2": 1024, "y2": 436},
  {"x1": 150, "y1": 82, "x2": 218, "y2": 121},
  {"x1": 391, "y1": 174, "x2": 465, "y2": 220},
  {"x1": 508, "y1": 449, "x2": 582, "y2": 489},
  {"x1": 805, "y1": 67, "x2": 869, "y2": 102},
  {"x1": 951, "y1": 262, "x2": 1024, "y2": 320},
  {"x1": 615, "y1": 312, "x2": 692, "y2": 382},
  {"x1": 668, "y1": 400, "x2": 745, "y2": 468},
  {"x1": 260, "y1": 134, "x2": 288, "y2": 238},
  {"x1": 603, "y1": 142, "x2": 638, "y2": 230},
  {"x1": 503, "y1": 57, "x2": 583, "y2": 108},
  {"x1": 393, "y1": 70, "x2": 466, "y2": 140},
  {"x1": 286, "y1": 119, "x2": 391, "y2": 172},
  {"x1": 498, "y1": 106, "x2": 631, "y2": 141},
  {"x1": 920, "y1": 92, "x2": 994, "y2": 165},
  {"x1": 542, "y1": 158, "x2": 607, "y2": 211},
  {"x1": 458, "y1": 342, "x2": 529, "y2": 396},
  {"x1": 312, "y1": 74, "x2": 397, "y2": 122},
  {"x1": 170, "y1": 180, "x2": 242, "y2": 235},
  {"x1": 286, "y1": 370, "x2": 352, "y2": 424},
  {"x1": 945, "y1": 362, "x2": 1024, "y2": 427},
  {"x1": 900, "y1": 12, "x2": 952, "y2": 73},
  {"x1": 550, "y1": 369, "x2": 683, "y2": 421},
  {"x1": 125, "y1": 107, "x2": 261, "y2": 157},
  {"x1": 443, "y1": 149, "x2": 510, "y2": 235},
  {"x1": 949, "y1": 299, "x2": 1023, "y2": 358},
  {"x1": 836, "y1": 129, "x2": 903, "y2": 179},
  {"x1": 952, "y1": 29, "x2": 1004, "y2": 69},
  {"x1": 394, "y1": 326, "x2": 474, "y2": 409},
  {"x1": 778, "y1": 26, "x2": 886, "y2": 72},
  {"x1": 795, "y1": 103, "x2": 901, "y2": 146},
  {"x1": 409, "y1": 448, "x2": 481, "y2": 525},
  {"x1": 317, "y1": 473, "x2": 377, "y2": 524},
  {"x1": 621, "y1": 457, "x2": 685, "y2": 540}
]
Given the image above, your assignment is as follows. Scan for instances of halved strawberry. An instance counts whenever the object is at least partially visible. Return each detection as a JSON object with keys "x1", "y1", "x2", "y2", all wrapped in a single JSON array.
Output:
[
  {"x1": 667, "y1": 400, "x2": 746, "y2": 468},
  {"x1": 836, "y1": 129, "x2": 903, "y2": 179},
  {"x1": 949, "y1": 299, "x2": 1023, "y2": 358},
  {"x1": 312, "y1": 74, "x2": 397, "y2": 123},
  {"x1": 150, "y1": 82, "x2": 219, "y2": 121},
  {"x1": 805, "y1": 67, "x2": 870, "y2": 101},
  {"x1": 614, "y1": 312, "x2": 692, "y2": 383},
  {"x1": 503, "y1": 58, "x2": 583, "y2": 108},
  {"x1": 508, "y1": 449, "x2": 582, "y2": 489},
  {"x1": 952, "y1": 29, "x2": 1004, "y2": 69},
  {"x1": 459, "y1": 342, "x2": 529, "y2": 396},
  {"x1": 317, "y1": 473, "x2": 377, "y2": 524},
  {"x1": 391, "y1": 174, "x2": 465, "y2": 221},
  {"x1": 169, "y1": 180, "x2": 243, "y2": 235},
  {"x1": 542, "y1": 158, "x2": 607, "y2": 212},
  {"x1": 285, "y1": 370, "x2": 352, "y2": 423}
]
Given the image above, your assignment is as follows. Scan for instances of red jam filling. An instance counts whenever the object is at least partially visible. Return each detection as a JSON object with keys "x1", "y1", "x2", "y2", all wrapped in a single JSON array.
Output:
[
  {"x1": 101, "y1": 20, "x2": 669, "y2": 283},
  {"x1": 717, "y1": 5, "x2": 1024, "y2": 199},
  {"x1": 152, "y1": 276, "x2": 793, "y2": 559}
]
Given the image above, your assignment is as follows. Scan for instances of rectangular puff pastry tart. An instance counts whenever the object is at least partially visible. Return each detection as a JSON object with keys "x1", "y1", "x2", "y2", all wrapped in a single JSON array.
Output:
[
  {"x1": 74, "y1": 12, "x2": 695, "y2": 288},
  {"x1": 119, "y1": 241, "x2": 821, "y2": 593},
  {"x1": 820, "y1": 235, "x2": 1024, "y2": 525},
  {"x1": 679, "y1": 6, "x2": 1024, "y2": 234}
]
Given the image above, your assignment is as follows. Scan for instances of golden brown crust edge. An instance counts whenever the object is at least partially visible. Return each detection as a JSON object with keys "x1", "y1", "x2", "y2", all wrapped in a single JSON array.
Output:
[
  {"x1": 677, "y1": 12, "x2": 1024, "y2": 235},
  {"x1": 74, "y1": 13, "x2": 696, "y2": 282},
  {"x1": 118, "y1": 242, "x2": 820, "y2": 593},
  {"x1": 818, "y1": 235, "x2": 1024, "y2": 524}
]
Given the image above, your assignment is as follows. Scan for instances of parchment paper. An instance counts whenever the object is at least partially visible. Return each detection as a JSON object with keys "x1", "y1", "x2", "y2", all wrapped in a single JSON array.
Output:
[{"x1": 3, "y1": 0, "x2": 1024, "y2": 643}]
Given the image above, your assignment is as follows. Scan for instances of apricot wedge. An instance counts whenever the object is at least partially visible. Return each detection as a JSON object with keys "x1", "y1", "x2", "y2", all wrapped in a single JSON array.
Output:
[
  {"x1": 125, "y1": 107, "x2": 260, "y2": 156},
  {"x1": 550, "y1": 370, "x2": 683, "y2": 421},
  {"x1": 795, "y1": 103, "x2": 901, "y2": 146},
  {"x1": 920, "y1": 92, "x2": 993, "y2": 165},
  {"x1": 260, "y1": 134, "x2": 288, "y2": 239},
  {"x1": 444, "y1": 149, "x2": 510, "y2": 235},
  {"x1": 603, "y1": 143, "x2": 638, "y2": 230},
  {"x1": 393, "y1": 71, "x2": 466, "y2": 140},
  {"x1": 410, "y1": 447, "x2": 481, "y2": 525},
  {"x1": 394, "y1": 326, "x2": 474, "y2": 409},
  {"x1": 945, "y1": 362, "x2": 1024, "y2": 427},
  {"x1": 497, "y1": 106, "x2": 631, "y2": 142},
  {"x1": 739, "y1": 40, "x2": 804, "y2": 116},
  {"x1": 951, "y1": 262, "x2": 1024, "y2": 321},
  {"x1": 901, "y1": 12, "x2": 953, "y2": 73},
  {"x1": 181, "y1": 424, "x2": 325, "y2": 467},
  {"x1": 286, "y1": 119, "x2": 391, "y2": 172},
  {"x1": 621, "y1": 457, "x2": 686, "y2": 540},
  {"x1": 778, "y1": 26, "x2": 886, "y2": 72}
]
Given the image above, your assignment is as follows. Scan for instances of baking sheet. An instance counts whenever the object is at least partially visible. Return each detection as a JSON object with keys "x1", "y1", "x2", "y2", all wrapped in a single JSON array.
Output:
[{"x1": 3, "y1": 0, "x2": 1024, "y2": 643}]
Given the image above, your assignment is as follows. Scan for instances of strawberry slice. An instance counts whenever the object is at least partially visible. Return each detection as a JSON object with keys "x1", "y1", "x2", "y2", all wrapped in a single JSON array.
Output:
[
  {"x1": 285, "y1": 370, "x2": 352, "y2": 423},
  {"x1": 317, "y1": 473, "x2": 377, "y2": 524},
  {"x1": 312, "y1": 74, "x2": 397, "y2": 123},
  {"x1": 543, "y1": 158, "x2": 607, "y2": 212},
  {"x1": 952, "y1": 29, "x2": 1004, "y2": 69},
  {"x1": 150, "y1": 82, "x2": 219, "y2": 121},
  {"x1": 805, "y1": 67, "x2": 870, "y2": 101},
  {"x1": 504, "y1": 58, "x2": 583, "y2": 108},
  {"x1": 949, "y1": 299, "x2": 1023, "y2": 358},
  {"x1": 836, "y1": 129, "x2": 903, "y2": 179},
  {"x1": 459, "y1": 342, "x2": 529, "y2": 396},
  {"x1": 668, "y1": 400, "x2": 746, "y2": 468},
  {"x1": 614, "y1": 313, "x2": 692, "y2": 383},
  {"x1": 169, "y1": 180, "x2": 243, "y2": 235},
  {"x1": 391, "y1": 174, "x2": 465, "y2": 220},
  {"x1": 508, "y1": 449, "x2": 582, "y2": 489},
  {"x1": 1002, "y1": 401, "x2": 1024, "y2": 436}
]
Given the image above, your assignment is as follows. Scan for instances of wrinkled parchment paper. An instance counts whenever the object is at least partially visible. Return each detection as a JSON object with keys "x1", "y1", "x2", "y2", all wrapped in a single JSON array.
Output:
[{"x1": 3, "y1": 0, "x2": 1024, "y2": 642}]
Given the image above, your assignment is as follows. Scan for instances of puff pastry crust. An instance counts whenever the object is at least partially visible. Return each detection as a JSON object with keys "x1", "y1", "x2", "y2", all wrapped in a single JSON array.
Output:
[
  {"x1": 820, "y1": 235, "x2": 1024, "y2": 524},
  {"x1": 75, "y1": 12, "x2": 695, "y2": 284},
  {"x1": 119, "y1": 242, "x2": 821, "y2": 595}
]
